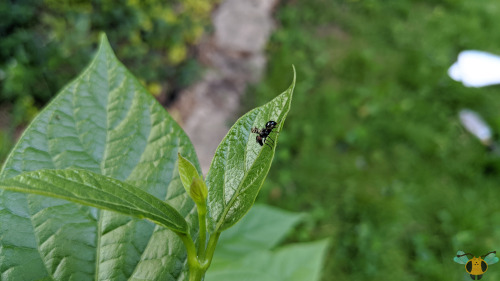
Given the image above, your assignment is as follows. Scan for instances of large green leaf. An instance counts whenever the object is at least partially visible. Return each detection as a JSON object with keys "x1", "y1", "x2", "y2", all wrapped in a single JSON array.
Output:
[
  {"x1": 211, "y1": 204, "x2": 304, "y2": 262},
  {"x1": 0, "y1": 34, "x2": 200, "y2": 281},
  {"x1": 205, "y1": 205, "x2": 329, "y2": 281},
  {"x1": 0, "y1": 169, "x2": 188, "y2": 233},
  {"x1": 205, "y1": 241, "x2": 329, "y2": 281},
  {"x1": 205, "y1": 68, "x2": 295, "y2": 233}
]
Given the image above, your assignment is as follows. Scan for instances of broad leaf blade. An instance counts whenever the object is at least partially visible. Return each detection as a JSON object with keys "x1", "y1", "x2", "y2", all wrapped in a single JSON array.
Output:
[
  {"x1": 205, "y1": 240, "x2": 329, "y2": 281},
  {"x1": 206, "y1": 67, "x2": 295, "y2": 233},
  {"x1": 270, "y1": 240, "x2": 330, "y2": 281},
  {"x1": 0, "y1": 34, "x2": 199, "y2": 281},
  {"x1": 0, "y1": 169, "x2": 188, "y2": 233},
  {"x1": 213, "y1": 204, "x2": 304, "y2": 261},
  {"x1": 206, "y1": 205, "x2": 328, "y2": 281}
]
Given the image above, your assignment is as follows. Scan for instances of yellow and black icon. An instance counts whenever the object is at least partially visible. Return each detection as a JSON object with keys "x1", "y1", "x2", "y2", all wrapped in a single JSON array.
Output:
[{"x1": 454, "y1": 251, "x2": 498, "y2": 280}]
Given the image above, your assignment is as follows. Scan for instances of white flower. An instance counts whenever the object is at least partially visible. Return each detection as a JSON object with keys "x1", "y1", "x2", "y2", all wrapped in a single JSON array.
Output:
[{"x1": 448, "y1": 50, "x2": 500, "y2": 87}]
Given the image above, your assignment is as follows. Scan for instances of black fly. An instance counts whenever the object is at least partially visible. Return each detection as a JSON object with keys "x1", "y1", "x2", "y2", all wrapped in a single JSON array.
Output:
[{"x1": 251, "y1": 120, "x2": 278, "y2": 148}]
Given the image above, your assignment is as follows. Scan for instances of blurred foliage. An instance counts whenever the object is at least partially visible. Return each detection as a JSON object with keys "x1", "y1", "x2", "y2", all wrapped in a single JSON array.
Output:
[
  {"x1": 0, "y1": 0, "x2": 216, "y2": 163},
  {"x1": 252, "y1": 0, "x2": 500, "y2": 280}
]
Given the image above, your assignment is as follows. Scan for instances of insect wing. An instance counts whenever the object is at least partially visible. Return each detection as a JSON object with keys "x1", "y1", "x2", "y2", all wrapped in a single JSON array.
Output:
[
  {"x1": 484, "y1": 252, "x2": 499, "y2": 265},
  {"x1": 454, "y1": 251, "x2": 470, "y2": 264}
]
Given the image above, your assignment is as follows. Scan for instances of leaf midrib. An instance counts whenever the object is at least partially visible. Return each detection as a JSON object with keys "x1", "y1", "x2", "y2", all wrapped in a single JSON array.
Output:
[
  {"x1": 94, "y1": 44, "x2": 112, "y2": 281},
  {"x1": 215, "y1": 134, "x2": 272, "y2": 233}
]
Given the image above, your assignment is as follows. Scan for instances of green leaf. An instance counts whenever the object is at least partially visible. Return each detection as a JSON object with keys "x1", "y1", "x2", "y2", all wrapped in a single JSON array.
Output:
[
  {"x1": 0, "y1": 34, "x2": 199, "y2": 281},
  {"x1": 189, "y1": 177, "x2": 208, "y2": 205},
  {"x1": 206, "y1": 67, "x2": 296, "y2": 233},
  {"x1": 205, "y1": 241, "x2": 330, "y2": 281},
  {"x1": 178, "y1": 153, "x2": 203, "y2": 193},
  {"x1": 205, "y1": 205, "x2": 329, "y2": 281},
  {"x1": 212, "y1": 204, "x2": 304, "y2": 261},
  {"x1": 0, "y1": 169, "x2": 188, "y2": 233},
  {"x1": 178, "y1": 153, "x2": 207, "y2": 205}
]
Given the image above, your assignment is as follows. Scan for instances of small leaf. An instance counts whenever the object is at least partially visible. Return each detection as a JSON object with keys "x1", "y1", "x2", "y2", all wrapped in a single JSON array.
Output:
[
  {"x1": 189, "y1": 177, "x2": 208, "y2": 205},
  {"x1": 0, "y1": 168, "x2": 189, "y2": 233},
  {"x1": 178, "y1": 153, "x2": 207, "y2": 205},
  {"x1": 178, "y1": 152, "x2": 203, "y2": 194},
  {"x1": 206, "y1": 67, "x2": 296, "y2": 233}
]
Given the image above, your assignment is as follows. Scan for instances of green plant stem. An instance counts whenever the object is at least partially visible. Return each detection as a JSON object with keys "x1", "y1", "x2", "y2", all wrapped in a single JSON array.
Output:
[
  {"x1": 197, "y1": 204, "x2": 207, "y2": 258},
  {"x1": 201, "y1": 231, "x2": 221, "y2": 270},
  {"x1": 177, "y1": 232, "x2": 203, "y2": 281},
  {"x1": 177, "y1": 203, "x2": 221, "y2": 281},
  {"x1": 188, "y1": 268, "x2": 203, "y2": 281}
]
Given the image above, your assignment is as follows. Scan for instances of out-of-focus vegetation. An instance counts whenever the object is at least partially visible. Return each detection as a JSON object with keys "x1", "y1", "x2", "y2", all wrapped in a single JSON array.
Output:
[
  {"x1": 252, "y1": 1, "x2": 500, "y2": 280},
  {"x1": 0, "y1": 0, "x2": 216, "y2": 162}
]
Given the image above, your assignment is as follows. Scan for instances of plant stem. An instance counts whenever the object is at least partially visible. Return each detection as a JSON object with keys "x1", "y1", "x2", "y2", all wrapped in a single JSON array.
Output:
[
  {"x1": 177, "y1": 203, "x2": 219, "y2": 281},
  {"x1": 197, "y1": 204, "x2": 207, "y2": 258},
  {"x1": 201, "y1": 231, "x2": 221, "y2": 270},
  {"x1": 177, "y1": 232, "x2": 203, "y2": 281},
  {"x1": 188, "y1": 266, "x2": 203, "y2": 281}
]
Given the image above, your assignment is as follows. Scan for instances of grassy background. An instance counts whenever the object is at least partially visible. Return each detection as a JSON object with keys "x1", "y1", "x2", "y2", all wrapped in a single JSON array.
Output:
[{"x1": 251, "y1": 0, "x2": 500, "y2": 280}]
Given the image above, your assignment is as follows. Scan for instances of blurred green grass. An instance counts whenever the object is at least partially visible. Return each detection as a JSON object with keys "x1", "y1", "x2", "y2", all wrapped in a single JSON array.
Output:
[{"x1": 252, "y1": 0, "x2": 500, "y2": 280}]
